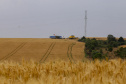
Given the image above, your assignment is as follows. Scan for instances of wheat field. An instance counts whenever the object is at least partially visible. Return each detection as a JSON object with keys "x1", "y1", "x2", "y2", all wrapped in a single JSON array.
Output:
[
  {"x1": 0, "y1": 38, "x2": 84, "y2": 63},
  {"x1": 0, "y1": 38, "x2": 126, "y2": 84},
  {"x1": 0, "y1": 58, "x2": 125, "y2": 84}
]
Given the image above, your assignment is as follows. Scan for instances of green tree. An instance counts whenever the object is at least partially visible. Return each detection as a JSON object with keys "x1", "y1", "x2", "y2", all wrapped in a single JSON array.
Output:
[
  {"x1": 81, "y1": 36, "x2": 86, "y2": 39},
  {"x1": 107, "y1": 34, "x2": 116, "y2": 43},
  {"x1": 118, "y1": 37, "x2": 125, "y2": 45},
  {"x1": 91, "y1": 39, "x2": 98, "y2": 47},
  {"x1": 78, "y1": 36, "x2": 86, "y2": 42},
  {"x1": 118, "y1": 37, "x2": 125, "y2": 42}
]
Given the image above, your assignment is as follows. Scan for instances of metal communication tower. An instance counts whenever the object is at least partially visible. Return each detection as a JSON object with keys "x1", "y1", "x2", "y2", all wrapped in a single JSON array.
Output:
[{"x1": 84, "y1": 10, "x2": 87, "y2": 37}]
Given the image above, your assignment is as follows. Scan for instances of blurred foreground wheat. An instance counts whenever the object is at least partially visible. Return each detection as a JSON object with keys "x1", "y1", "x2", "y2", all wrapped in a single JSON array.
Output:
[{"x1": 0, "y1": 59, "x2": 126, "y2": 84}]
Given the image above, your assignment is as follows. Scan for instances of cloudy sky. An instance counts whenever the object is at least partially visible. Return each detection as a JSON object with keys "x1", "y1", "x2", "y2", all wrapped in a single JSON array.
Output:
[{"x1": 0, "y1": 0, "x2": 126, "y2": 38}]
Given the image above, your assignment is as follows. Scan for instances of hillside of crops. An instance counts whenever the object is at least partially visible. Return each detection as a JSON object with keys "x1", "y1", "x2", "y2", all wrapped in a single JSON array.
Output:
[{"x1": 0, "y1": 38, "x2": 84, "y2": 63}]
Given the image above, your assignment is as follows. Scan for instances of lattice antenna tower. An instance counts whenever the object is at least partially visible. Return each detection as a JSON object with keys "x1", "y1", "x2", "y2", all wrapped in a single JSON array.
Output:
[{"x1": 84, "y1": 10, "x2": 87, "y2": 37}]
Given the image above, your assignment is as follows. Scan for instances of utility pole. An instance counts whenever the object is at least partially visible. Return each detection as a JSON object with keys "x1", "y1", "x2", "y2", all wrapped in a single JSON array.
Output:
[{"x1": 84, "y1": 10, "x2": 87, "y2": 37}]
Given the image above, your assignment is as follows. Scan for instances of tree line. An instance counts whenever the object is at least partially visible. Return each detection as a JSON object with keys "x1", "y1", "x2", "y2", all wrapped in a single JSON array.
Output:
[{"x1": 78, "y1": 34, "x2": 126, "y2": 60}]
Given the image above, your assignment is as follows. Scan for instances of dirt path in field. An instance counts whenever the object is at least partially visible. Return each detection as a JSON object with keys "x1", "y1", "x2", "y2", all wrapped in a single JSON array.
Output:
[
  {"x1": 0, "y1": 42, "x2": 26, "y2": 61},
  {"x1": 39, "y1": 42, "x2": 56, "y2": 63},
  {"x1": 72, "y1": 42, "x2": 86, "y2": 62},
  {"x1": 67, "y1": 42, "x2": 76, "y2": 63}
]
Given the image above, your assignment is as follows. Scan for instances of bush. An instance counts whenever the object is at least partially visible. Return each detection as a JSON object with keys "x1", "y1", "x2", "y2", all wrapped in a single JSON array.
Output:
[
  {"x1": 108, "y1": 46, "x2": 113, "y2": 52},
  {"x1": 115, "y1": 47, "x2": 126, "y2": 58},
  {"x1": 110, "y1": 41, "x2": 118, "y2": 47},
  {"x1": 100, "y1": 49, "x2": 103, "y2": 54},
  {"x1": 92, "y1": 50, "x2": 103, "y2": 60}
]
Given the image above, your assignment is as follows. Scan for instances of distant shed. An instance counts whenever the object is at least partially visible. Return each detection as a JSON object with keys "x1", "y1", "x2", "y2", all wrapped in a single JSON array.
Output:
[{"x1": 50, "y1": 36, "x2": 62, "y2": 39}]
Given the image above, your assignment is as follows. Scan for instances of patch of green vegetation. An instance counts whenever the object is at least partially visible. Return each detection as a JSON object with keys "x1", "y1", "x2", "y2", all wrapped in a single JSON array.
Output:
[
  {"x1": 115, "y1": 47, "x2": 126, "y2": 59},
  {"x1": 79, "y1": 34, "x2": 126, "y2": 60}
]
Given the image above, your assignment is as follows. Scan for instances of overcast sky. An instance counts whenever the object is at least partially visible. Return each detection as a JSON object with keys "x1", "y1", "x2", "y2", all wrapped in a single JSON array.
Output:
[{"x1": 0, "y1": 0, "x2": 126, "y2": 38}]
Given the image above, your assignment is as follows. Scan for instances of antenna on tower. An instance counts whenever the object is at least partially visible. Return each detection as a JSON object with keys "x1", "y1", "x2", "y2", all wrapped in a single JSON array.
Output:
[{"x1": 84, "y1": 10, "x2": 87, "y2": 37}]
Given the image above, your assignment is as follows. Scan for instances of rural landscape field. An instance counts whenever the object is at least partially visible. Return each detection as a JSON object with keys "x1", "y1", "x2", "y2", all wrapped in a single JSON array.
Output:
[
  {"x1": 0, "y1": 38, "x2": 126, "y2": 84},
  {"x1": 0, "y1": 38, "x2": 85, "y2": 63},
  {"x1": 1, "y1": 0, "x2": 126, "y2": 84}
]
